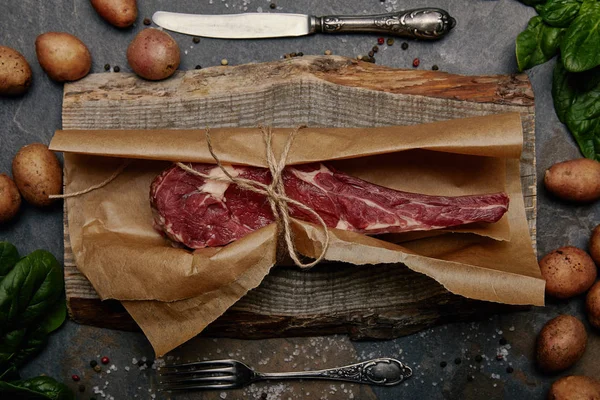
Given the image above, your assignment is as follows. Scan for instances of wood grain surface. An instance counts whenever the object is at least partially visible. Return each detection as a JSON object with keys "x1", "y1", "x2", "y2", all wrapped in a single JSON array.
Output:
[{"x1": 62, "y1": 56, "x2": 536, "y2": 337}]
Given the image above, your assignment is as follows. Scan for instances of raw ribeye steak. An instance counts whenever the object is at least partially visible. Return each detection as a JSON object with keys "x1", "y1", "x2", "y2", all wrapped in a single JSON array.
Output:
[{"x1": 150, "y1": 163, "x2": 509, "y2": 248}]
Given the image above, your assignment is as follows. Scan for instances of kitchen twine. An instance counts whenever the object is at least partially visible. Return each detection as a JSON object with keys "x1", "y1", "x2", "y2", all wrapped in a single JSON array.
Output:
[{"x1": 50, "y1": 126, "x2": 330, "y2": 269}]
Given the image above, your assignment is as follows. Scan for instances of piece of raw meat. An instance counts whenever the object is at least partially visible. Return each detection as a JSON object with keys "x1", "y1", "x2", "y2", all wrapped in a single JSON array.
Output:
[{"x1": 150, "y1": 163, "x2": 510, "y2": 249}]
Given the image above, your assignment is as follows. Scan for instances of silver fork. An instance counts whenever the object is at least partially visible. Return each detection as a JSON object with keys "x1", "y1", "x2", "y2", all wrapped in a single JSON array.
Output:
[{"x1": 159, "y1": 358, "x2": 412, "y2": 391}]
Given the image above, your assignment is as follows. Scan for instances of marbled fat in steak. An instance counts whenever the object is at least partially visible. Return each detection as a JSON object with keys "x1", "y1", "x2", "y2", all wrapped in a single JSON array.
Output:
[{"x1": 150, "y1": 163, "x2": 510, "y2": 248}]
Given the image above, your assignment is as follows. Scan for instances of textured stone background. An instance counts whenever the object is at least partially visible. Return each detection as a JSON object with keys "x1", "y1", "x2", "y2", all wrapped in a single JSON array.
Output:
[{"x1": 1, "y1": 0, "x2": 598, "y2": 399}]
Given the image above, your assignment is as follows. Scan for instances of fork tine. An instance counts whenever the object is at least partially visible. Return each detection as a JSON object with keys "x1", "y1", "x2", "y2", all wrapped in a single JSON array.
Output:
[
  {"x1": 159, "y1": 366, "x2": 234, "y2": 377},
  {"x1": 161, "y1": 382, "x2": 238, "y2": 391},
  {"x1": 160, "y1": 375, "x2": 236, "y2": 385},
  {"x1": 161, "y1": 359, "x2": 235, "y2": 369}
]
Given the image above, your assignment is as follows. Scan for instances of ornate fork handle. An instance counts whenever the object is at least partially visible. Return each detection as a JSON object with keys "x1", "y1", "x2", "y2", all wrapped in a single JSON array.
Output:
[
  {"x1": 312, "y1": 8, "x2": 456, "y2": 40},
  {"x1": 256, "y1": 358, "x2": 412, "y2": 386}
]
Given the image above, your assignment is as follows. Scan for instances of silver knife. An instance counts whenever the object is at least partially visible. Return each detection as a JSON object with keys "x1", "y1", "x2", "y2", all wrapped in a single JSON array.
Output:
[{"x1": 152, "y1": 8, "x2": 456, "y2": 40}]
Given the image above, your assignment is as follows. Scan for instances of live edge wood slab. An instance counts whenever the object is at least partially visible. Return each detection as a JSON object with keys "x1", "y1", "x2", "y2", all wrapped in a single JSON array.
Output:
[{"x1": 62, "y1": 56, "x2": 536, "y2": 338}]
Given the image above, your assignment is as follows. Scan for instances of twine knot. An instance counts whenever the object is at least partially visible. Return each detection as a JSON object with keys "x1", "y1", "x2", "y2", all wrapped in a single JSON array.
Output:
[{"x1": 176, "y1": 126, "x2": 330, "y2": 268}]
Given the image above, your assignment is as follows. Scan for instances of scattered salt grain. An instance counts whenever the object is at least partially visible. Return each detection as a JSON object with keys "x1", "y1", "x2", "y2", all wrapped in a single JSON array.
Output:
[
  {"x1": 220, "y1": 392, "x2": 227, "y2": 399},
  {"x1": 132, "y1": 358, "x2": 138, "y2": 365},
  {"x1": 125, "y1": 366, "x2": 130, "y2": 371}
]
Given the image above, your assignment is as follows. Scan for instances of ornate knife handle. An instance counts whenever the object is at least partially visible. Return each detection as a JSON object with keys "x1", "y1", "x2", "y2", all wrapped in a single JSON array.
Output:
[
  {"x1": 258, "y1": 358, "x2": 412, "y2": 386},
  {"x1": 312, "y1": 8, "x2": 456, "y2": 40}
]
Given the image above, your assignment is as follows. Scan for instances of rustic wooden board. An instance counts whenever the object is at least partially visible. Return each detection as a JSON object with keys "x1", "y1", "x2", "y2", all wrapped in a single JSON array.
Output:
[{"x1": 62, "y1": 56, "x2": 536, "y2": 337}]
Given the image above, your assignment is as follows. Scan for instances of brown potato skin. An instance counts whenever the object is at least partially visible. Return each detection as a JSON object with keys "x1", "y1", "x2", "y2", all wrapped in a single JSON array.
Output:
[
  {"x1": 544, "y1": 159, "x2": 600, "y2": 202},
  {"x1": 537, "y1": 315, "x2": 587, "y2": 373},
  {"x1": 0, "y1": 174, "x2": 21, "y2": 223},
  {"x1": 548, "y1": 375, "x2": 600, "y2": 400},
  {"x1": 90, "y1": 0, "x2": 137, "y2": 28},
  {"x1": 12, "y1": 143, "x2": 62, "y2": 207},
  {"x1": 539, "y1": 246, "x2": 597, "y2": 299},
  {"x1": 590, "y1": 224, "x2": 600, "y2": 266},
  {"x1": 0, "y1": 46, "x2": 32, "y2": 96},
  {"x1": 587, "y1": 281, "x2": 600, "y2": 329},
  {"x1": 127, "y1": 28, "x2": 180, "y2": 81},
  {"x1": 35, "y1": 32, "x2": 91, "y2": 82}
]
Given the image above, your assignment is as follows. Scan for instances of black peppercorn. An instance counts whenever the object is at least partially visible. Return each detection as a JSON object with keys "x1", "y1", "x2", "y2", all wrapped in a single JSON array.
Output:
[
  {"x1": 368, "y1": 50, "x2": 374, "y2": 57},
  {"x1": 386, "y1": 38, "x2": 394, "y2": 46},
  {"x1": 79, "y1": 384, "x2": 86, "y2": 393},
  {"x1": 104, "y1": 64, "x2": 110, "y2": 71},
  {"x1": 401, "y1": 42, "x2": 409, "y2": 50},
  {"x1": 113, "y1": 66, "x2": 120, "y2": 73},
  {"x1": 143, "y1": 18, "x2": 151, "y2": 26},
  {"x1": 467, "y1": 375, "x2": 474, "y2": 382},
  {"x1": 506, "y1": 366, "x2": 514, "y2": 374},
  {"x1": 270, "y1": 3, "x2": 276, "y2": 9},
  {"x1": 475, "y1": 355, "x2": 483, "y2": 363},
  {"x1": 90, "y1": 360, "x2": 98, "y2": 368},
  {"x1": 372, "y1": 45, "x2": 379, "y2": 53},
  {"x1": 298, "y1": 52, "x2": 303, "y2": 57},
  {"x1": 193, "y1": 37, "x2": 200, "y2": 44},
  {"x1": 454, "y1": 357, "x2": 462, "y2": 365},
  {"x1": 440, "y1": 361, "x2": 447, "y2": 368},
  {"x1": 195, "y1": 65, "x2": 202, "y2": 70},
  {"x1": 499, "y1": 337, "x2": 508, "y2": 346},
  {"x1": 432, "y1": 65, "x2": 439, "y2": 71}
]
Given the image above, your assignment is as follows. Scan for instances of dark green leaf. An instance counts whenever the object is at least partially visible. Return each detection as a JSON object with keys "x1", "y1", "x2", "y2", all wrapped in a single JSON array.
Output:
[
  {"x1": 0, "y1": 376, "x2": 74, "y2": 400},
  {"x1": 0, "y1": 242, "x2": 19, "y2": 281},
  {"x1": 39, "y1": 299, "x2": 66, "y2": 334},
  {"x1": 561, "y1": 0, "x2": 600, "y2": 72},
  {"x1": 537, "y1": 0, "x2": 582, "y2": 27},
  {"x1": 9, "y1": 325, "x2": 48, "y2": 368},
  {"x1": 0, "y1": 327, "x2": 27, "y2": 370},
  {"x1": 516, "y1": 17, "x2": 566, "y2": 71},
  {"x1": 553, "y1": 57, "x2": 577, "y2": 122},
  {"x1": 554, "y1": 57, "x2": 600, "y2": 160},
  {"x1": 0, "y1": 364, "x2": 19, "y2": 381},
  {"x1": 0, "y1": 250, "x2": 64, "y2": 334}
]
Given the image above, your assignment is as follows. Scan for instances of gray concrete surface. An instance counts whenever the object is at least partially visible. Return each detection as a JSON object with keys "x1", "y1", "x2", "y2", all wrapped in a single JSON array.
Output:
[{"x1": 1, "y1": 0, "x2": 599, "y2": 399}]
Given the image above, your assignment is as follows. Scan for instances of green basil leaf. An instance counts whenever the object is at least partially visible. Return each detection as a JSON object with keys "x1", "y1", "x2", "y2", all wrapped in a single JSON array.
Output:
[
  {"x1": 516, "y1": 17, "x2": 566, "y2": 71},
  {"x1": 537, "y1": 0, "x2": 582, "y2": 27},
  {"x1": 561, "y1": 0, "x2": 600, "y2": 72},
  {"x1": 0, "y1": 250, "x2": 64, "y2": 334},
  {"x1": 0, "y1": 376, "x2": 74, "y2": 400},
  {"x1": 0, "y1": 242, "x2": 19, "y2": 281}
]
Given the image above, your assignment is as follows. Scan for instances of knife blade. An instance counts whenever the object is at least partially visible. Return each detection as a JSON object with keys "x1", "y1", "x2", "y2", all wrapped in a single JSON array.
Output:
[{"x1": 152, "y1": 8, "x2": 456, "y2": 40}]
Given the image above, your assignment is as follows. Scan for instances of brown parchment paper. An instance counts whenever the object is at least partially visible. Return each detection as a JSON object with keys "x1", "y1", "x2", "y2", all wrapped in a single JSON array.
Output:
[{"x1": 50, "y1": 113, "x2": 545, "y2": 356}]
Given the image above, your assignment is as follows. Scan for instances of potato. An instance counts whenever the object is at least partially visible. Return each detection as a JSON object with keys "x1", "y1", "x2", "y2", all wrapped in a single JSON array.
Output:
[
  {"x1": 127, "y1": 28, "x2": 180, "y2": 81},
  {"x1": 586, "y1": 281, "x2": 600, "y2": 329},
  {"x1": 539, "y1": 246, "x2": 597, "y2": 299},
  {"x1": 35, "y1": 32, "x2": 91, "y2": 82},
  {"x1": 544, "y1": 159, "x2": 600, "y2": 202},
  {"x1": 12, "y1": 143, "x2": 62, "y2": 207},
  {"x1": 537, "y1": 315, "x2": 587, "y2": 373},
  {"x1": 590, "y1": 224, "x2": 600, "y2": 265},
  {"x1": 0, "y1": 174, "x2": 21, "y2": 223},
  {"x1": 0, "y1": 46, "x2": 32, "y2": 96},
  {"x1": 548, "y1": 375, "x2": 600, "y2": 400},
  {"x1": 90, "y1": 0, "x2": 137, "y2": 28}
]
